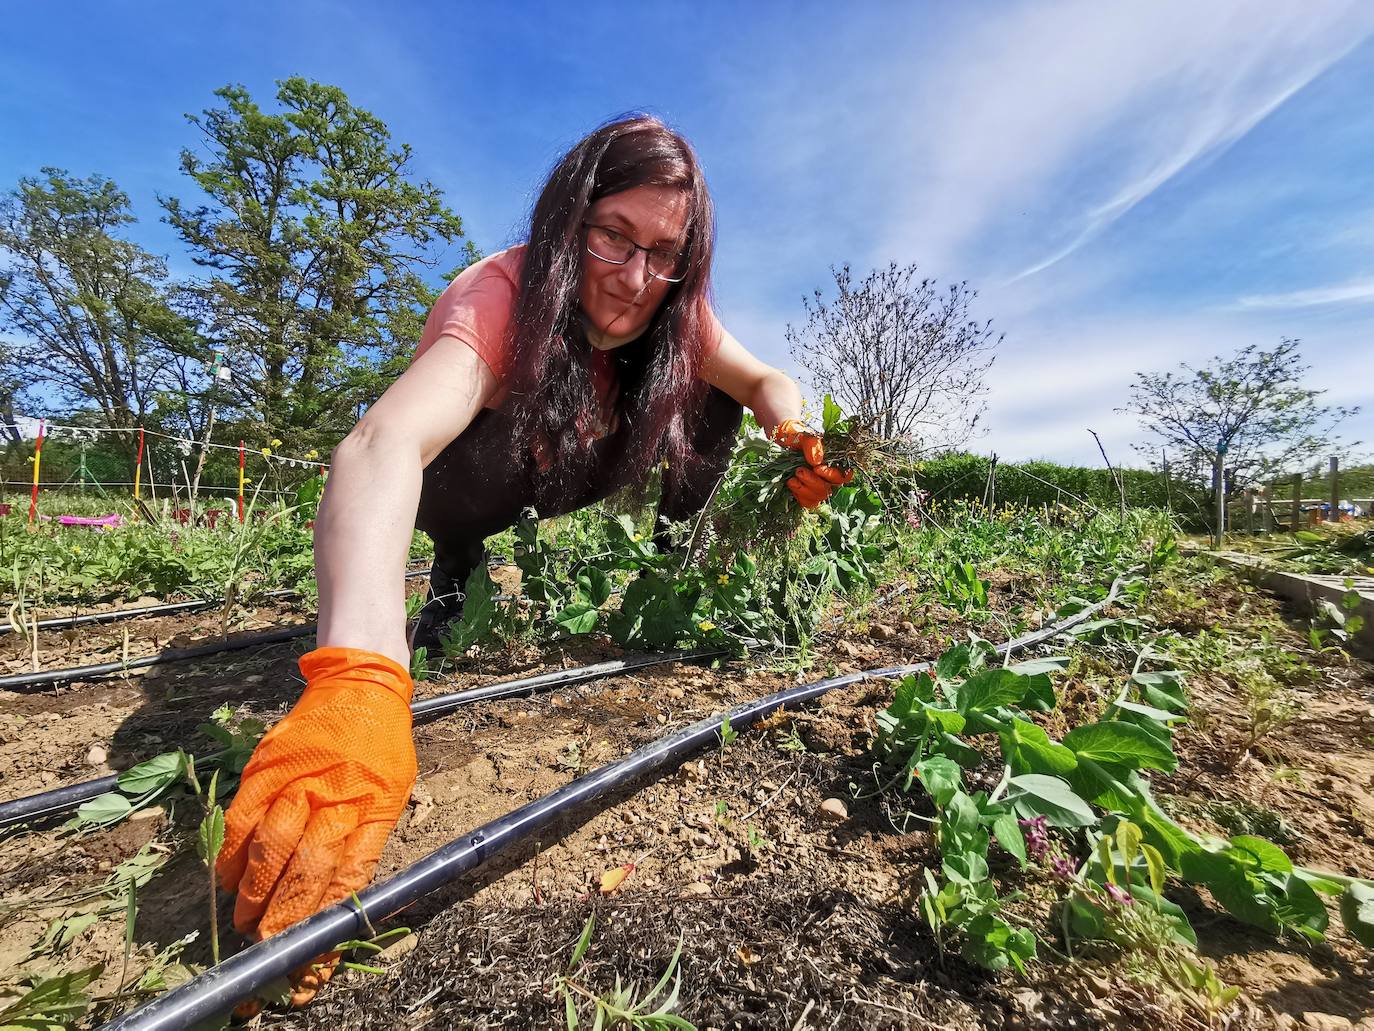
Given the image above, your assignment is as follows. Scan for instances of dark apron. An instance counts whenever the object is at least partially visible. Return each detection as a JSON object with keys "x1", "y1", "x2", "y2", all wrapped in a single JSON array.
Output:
[{"x1": 412, "y1": 385, "x2": 743, "y2": 643}]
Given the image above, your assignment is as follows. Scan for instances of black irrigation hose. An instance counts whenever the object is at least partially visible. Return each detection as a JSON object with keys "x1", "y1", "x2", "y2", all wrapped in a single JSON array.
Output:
[
  {"x1": 0, "y1": 649, "x2": 722, "y2": 829},
  {"x1": 0, "y1": 565, "x2": 439, "y2": 636},
  {"x1": 99, "y1": 576, "x2": 1127, "y2": 1031}
]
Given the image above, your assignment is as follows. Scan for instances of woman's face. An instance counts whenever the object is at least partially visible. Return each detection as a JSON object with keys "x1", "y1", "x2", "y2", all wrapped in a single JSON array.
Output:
[{"x1": 579, "y1": 184, "x2": 690, "y2": 345}]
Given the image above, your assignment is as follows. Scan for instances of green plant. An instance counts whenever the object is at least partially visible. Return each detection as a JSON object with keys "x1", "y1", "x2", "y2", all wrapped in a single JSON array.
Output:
[
  {"x1": 876, "y1": 632, "x2": 1374, "y2": 968},
  {"x1": 195, "y1": 769, "x2": 226, "y2": 965},
  {"x1": 554, "y1": 915, "x2": 695, "y2": 1030},
  {"x1": 0, "y1": 965, "x2": 103, "y2": 1030}
]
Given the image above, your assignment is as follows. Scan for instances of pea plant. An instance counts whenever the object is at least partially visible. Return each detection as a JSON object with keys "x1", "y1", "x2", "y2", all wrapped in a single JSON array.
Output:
[{"x1": 876, "y1": 633, "x2": 1374, "y2": 980}]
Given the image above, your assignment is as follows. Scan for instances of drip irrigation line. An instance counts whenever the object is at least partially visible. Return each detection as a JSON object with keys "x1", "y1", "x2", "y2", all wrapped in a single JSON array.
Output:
[
  {"x1": 98, "y1": 575, "x2": 1127, "y2": 1031},
  {"x1": 0, "y1": 649, "x2": 721, "y2": 830}
]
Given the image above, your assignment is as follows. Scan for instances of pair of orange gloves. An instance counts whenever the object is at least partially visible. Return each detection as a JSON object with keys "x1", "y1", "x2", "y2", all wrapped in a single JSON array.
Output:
[{"x1": 217, "y1": 416, "x2": 845, "y2": 1006}]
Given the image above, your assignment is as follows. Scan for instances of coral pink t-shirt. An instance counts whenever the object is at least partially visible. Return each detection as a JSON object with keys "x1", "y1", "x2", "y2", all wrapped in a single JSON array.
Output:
[{"x1": 413, "y1": 244, "x2": 724, "y2": 419}]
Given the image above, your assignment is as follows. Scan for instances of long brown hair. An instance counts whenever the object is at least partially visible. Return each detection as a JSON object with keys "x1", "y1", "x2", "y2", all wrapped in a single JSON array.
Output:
[{"x1": 506, "y1": 113, "x2": 717, "y2": 500}]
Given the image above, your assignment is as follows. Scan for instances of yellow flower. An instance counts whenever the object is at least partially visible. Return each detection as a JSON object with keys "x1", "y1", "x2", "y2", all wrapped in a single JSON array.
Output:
[
  {"x1": 261, "y1": 447, "x2": 272, "y2": 457},
  {"x1": 271, "y1": 438, "x2": 282, "y2": 447},
  {"x1": 242, "y1": 477, "x2": 253, "y2": 484},
  {"x1": 305, "y1": 449, "x2": 319, "y2": 460},
  {"x1": 717, "y1": 574, "x2": 730, "y2": 585},
  {"x1": 633, "y1": 533, "x2": 643, "y2": 542},
  {"x1": 698, "y1": 620, "x2": 716, "y2": 632},
  {"x1": 71, "y1": 546, "x2": 81, "y2": 554}
]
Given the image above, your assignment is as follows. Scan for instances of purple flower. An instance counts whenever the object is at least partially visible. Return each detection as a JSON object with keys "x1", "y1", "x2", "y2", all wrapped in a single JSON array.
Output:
[
  {"x1": 906, "y1": 512, "x2": 921, "y2": 529},
  {"x1": 1019, "y1": 816, "x2": 1051, "y2": 861},
  {"x1": 1104, "y1": 883, "x2": 1134, "y2": 906},
  {"x1": 1049, "y1": 856, "x2": 1076, "y2": 881}
]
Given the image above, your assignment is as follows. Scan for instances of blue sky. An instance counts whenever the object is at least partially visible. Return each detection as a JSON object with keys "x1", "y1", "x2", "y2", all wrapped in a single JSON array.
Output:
[{"x1": 3, "y1": 0, "x2": 1372, "y2": 466}]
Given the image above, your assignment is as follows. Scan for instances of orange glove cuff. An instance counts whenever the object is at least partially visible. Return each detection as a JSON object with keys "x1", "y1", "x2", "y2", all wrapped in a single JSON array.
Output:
[{"x1": 297, "y1": 646, "x2": 414, "y2": 708}]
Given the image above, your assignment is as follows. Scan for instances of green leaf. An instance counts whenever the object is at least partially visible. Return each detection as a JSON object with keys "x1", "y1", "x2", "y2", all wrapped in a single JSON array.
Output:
[
  {"x1": 947, "y1": 668, "x2": 1032, "y2": 716},
  {"x1": 1063, "y1": 721, "x2": 1178, "y2": 773},
  {"x1": 1271, "y1": 873, "x2": 1329, "y2": 942},
  {"x1": 451, "y1": 563, "x2": 499, "y2": 651},
  {"x1": 575, "y1": 567, "x2": 613, "y2": 607},
  {"x1": 1000, "y1": 717, "x2": 1078, "y2": 777},
  {"x1": 552, "y1": 601, "x2": 599, "y2": 637},
  {"x1": 1130, "y1": 671, "x2": 1189, "y2": 714},
  {"x1": 1116, "y1": 821, "x2": 1142, "y2": 871},
  {"x1": 821, "y1": 394, "x2": 845, "y2": 434},
  {"x1": 116, "y1": 751, "x2": 188, "y2": 794},
  {"x1": 1339, "y1": 882, "x2": 1374, "y2": 948},
  {"x1": 0, "y1": 964, "x2": 103, "y2": 1025},
  {"x1": 915, "y1": 755, "x2": 964, "y2": 807},
  {"x1": 991, "y1": 814, "x2": 1027, "y2": 867},
  {"x1": 1227, "y1": 835, "x2": 1293, "y2": 876},
  {"x1": 1141, "y1": 843, "x2": 1167, "y2": 897},
  {"x1": 1005, "y1": 656, "x2": 1069, "y2": 677},
  {"x1": 569, "y1": 914, "x2": 595, "y2": 968},
  {"x1": 73, "y1": 792, "x2": 133, "y2": 828},
  {"x1": 1005, "y1": 774, "x2": 1097, "y2": 828}
]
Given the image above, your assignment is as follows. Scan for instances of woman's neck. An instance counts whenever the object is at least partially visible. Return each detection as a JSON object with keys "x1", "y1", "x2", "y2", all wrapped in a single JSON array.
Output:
[{"x1": 579, "y1": 310, "x2": 646, "y2": 351}]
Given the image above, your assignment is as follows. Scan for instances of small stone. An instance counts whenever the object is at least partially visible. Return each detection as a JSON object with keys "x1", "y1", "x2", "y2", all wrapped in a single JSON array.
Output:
[
  {"x1": 691, "y1": 831, "x2": 714, "y2": 848},
  {"x1": 900, "y1": 621, "x2": 917, "y2": 635},
  {"x1": 683, "y1": 881, "x2": 712, "y2": 896},
  {"x1": 656, "y1": 713, "x2": 668, "y2": 725},
  {"x1": 836, "y1": 640, "x2": 860, "y2": 658},
  {"x1": 868, "y1": 623, "x2": 897, "y2": 641},
  {"x1": 819, "y1": 797, "x2": 848, "y2": 822},
  {"x1": 87, "y1": 744, "x2": 108, "y2": 767},
  {"x1": 244, "y1": 674, "x2": 264, "y2": 684},
  {"x1": 667, "y1": 687, "x2": 685, "y2": 700},
  {"x1": 40, "y1": 771, "x2": 56, "y2": 785},
  {"x1": 129, "y1": 804, "x2": 165, "y2": 825},
  {"x1": 381, "y1": 933, "x2": 419, "y2": 963},
  {"x1": 1303, "y1": 1015, "x2": 1353, "y2": 1031}
]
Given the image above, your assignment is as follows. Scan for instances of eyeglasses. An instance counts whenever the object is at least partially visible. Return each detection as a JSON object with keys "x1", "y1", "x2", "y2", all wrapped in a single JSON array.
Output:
[{"x1": 582, "y1": 222, "x2": 687, "y2": 283}]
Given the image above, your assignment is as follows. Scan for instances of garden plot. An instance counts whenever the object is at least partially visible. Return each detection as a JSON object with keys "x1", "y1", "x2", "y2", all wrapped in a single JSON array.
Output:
[{"x1": 3, "y1": 502, "x2": 1372, "y2": 1029}]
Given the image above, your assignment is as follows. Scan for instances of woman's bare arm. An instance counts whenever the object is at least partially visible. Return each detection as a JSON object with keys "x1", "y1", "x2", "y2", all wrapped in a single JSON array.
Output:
[
  {"x1": 314, "y1": 337, "x2": 497, "y2": 669},
  {"x1": 700, "y1": 325, "x2": 803, "y2": 433}
]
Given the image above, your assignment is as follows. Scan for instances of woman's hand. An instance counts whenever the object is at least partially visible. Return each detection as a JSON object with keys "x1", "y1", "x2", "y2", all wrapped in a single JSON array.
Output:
[
  {"x1": 217, "y1": 647, "x2": 417, "y2": 1002},
  {"x1": 773, "y1": 418, "x2": 853, "y2": 509}
]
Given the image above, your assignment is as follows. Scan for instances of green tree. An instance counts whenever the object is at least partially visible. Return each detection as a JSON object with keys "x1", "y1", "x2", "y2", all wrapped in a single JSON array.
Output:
[
  {"x1": 0, "y1": 168, "x2": 202, "y2": 464},
  {"x1": 1122, "y1": 338, "x2": 1359, "y2": 488},
  {"x1": 161, "y1": 78, "x2": 478, "y2": 449}
]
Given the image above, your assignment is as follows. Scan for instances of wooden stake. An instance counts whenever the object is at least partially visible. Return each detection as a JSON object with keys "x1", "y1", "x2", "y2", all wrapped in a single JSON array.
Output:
[
  {"x1": 134, "y1": 426, "x2": 145, "y2": 500},
  {"x1": 1290, "y1": 474, "x2": 1302, "y2": 532},
  {"x1": 28, "y1": 419, "x2": 44, "y2": 524}
]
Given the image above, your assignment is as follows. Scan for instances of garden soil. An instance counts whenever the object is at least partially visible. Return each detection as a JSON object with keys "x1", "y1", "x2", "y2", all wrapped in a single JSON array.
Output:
[{"x1": 1, "y1": 565, "x2": 1372, "y2": 1029}]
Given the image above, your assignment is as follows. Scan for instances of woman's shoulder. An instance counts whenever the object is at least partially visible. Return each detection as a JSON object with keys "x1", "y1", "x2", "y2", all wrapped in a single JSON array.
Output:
[{"x1": 451, "y1": 243, "x2": 527, "y2": 292}]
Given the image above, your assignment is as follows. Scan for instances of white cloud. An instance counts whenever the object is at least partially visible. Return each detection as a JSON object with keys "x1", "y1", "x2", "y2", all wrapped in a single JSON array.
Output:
[
  {"x1": 1236, "y1": 277, "x2": 1374, "y2": 309},
  {"x1": 876, "y1": 1, "x2": 1374, "y2": 287}
]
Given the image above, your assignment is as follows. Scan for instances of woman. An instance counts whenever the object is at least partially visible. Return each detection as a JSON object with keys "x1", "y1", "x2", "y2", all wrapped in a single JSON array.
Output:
[{"x1": 214, "y1": 114, "x2": 850, "y2": 982}]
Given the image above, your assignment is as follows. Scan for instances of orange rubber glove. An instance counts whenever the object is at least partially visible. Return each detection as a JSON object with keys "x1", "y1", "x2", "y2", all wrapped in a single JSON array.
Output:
[
  {"x1": 217, "y1": 647, "x2": 417, "y2": 945},
  {"x1": 773, "y1": 418, "x2": 854, "y2": 509}
]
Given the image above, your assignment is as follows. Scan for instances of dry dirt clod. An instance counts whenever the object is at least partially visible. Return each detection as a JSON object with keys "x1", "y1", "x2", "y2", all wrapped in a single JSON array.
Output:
[
  {"x1": 868, "y1": 623, "x2": 898, "y2": 640},
  {"x1": 666, "y1": 686, "x2": 685, "y2": 700},
  {"x1": 86, "y1": 744, "x2": 108, "y2": 766},
  {"x1": 1302, "y1": 1015, "x2": 1354, "y2": 1031},
  {"x1": 819, "y1": 797, "x2": 849, "y2": 822}
]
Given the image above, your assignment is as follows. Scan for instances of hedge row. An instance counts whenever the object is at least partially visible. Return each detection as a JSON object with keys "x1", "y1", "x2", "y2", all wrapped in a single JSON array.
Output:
[{"x1": 886, "y1": 452, "x2": 1208, "y2": 516}]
